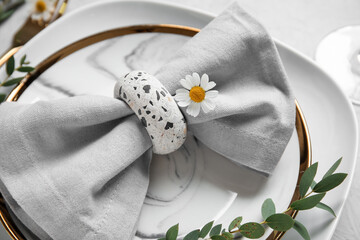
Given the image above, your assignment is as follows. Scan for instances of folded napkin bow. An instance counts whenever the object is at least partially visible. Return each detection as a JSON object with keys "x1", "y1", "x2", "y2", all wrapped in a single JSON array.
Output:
[{"x1": 0, "y1": 2, "x2": 294, "y2": 240}]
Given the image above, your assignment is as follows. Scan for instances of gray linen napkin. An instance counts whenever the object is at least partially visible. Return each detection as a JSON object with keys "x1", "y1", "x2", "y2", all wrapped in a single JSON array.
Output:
[{"x1": 0, "y1": 2, "x2": 294, "y2": 240}]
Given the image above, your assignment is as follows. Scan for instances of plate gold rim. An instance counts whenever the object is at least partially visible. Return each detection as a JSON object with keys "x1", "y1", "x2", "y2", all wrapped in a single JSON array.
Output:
[{"x1": 0, "y1": 24, "x2": 311, "y2": 240}]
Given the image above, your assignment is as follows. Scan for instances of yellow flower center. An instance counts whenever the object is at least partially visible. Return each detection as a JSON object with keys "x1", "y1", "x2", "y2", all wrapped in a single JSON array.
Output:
[
  {"x1": 35, "y1": 0, "x2": 47, "y2": 13},
  {"x1": 189, "y1": 86, "x2": 205, "y2": 102}
]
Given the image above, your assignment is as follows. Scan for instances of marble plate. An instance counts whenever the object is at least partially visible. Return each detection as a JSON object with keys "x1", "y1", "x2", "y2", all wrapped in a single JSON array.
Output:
[{"x1": 0, "y1": 1, "x2": 357, "y2": 240}]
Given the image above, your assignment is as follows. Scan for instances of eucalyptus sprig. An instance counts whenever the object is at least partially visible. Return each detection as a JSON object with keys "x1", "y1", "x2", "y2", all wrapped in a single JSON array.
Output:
[
  {"x1": 0, "y1": 55, "x2": 34, "y2": 103},
  {"x1": 0, "y1": 0, "x2": 24, "y2": 24},
  {"x1": 160, "y1": 158, "x2": 347, "y2": 240}
]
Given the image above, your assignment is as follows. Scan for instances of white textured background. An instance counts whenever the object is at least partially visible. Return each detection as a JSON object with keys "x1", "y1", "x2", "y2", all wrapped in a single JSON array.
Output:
[{"x1": 0, "y1": 0, "x2": 360, "y2": 239}]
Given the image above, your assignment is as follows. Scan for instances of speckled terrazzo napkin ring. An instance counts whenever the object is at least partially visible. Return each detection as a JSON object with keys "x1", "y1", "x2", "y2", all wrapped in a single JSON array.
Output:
[{"x1": 114, "y1": 71, "x2": 188, "y2": 154}]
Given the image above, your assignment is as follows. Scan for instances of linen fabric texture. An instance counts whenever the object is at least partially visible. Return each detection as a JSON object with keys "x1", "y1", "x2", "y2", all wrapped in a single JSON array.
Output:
[{"x1": 0, "y1": 2, "x2": 295, "y2": 240}]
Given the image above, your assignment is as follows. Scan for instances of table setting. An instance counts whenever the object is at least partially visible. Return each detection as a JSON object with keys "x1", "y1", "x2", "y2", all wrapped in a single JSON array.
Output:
[{"x1": 0, "y1": 1, "x2": 359, "y2": 240}]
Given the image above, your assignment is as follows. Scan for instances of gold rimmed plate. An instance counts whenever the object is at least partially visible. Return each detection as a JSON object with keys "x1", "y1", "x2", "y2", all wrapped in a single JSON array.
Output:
[{"x1": 0, "y1": 24, "x2": 310, "y2": 240}]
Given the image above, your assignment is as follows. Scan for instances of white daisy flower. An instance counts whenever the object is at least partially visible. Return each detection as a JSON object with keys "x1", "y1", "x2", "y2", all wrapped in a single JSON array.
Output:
[
  {"x1": 174, "y1": 73, "x2": 218, "y2": 117},
  {"x1": 30, "y1": 0, "x2": 55, "y2": 22}
]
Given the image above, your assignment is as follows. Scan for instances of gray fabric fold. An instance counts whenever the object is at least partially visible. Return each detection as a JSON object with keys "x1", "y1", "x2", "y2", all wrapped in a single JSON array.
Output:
[{"x1": 0, "y1": 2, "x2": 294, "y2": 240}]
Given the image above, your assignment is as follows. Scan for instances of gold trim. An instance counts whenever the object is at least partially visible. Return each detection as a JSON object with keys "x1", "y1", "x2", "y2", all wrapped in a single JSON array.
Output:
[
  {"x1": 0, "y1": 198, "x2": 25, "y2": 240},
  {"x1": 58, "y1": 2, "x2": 68, "y2": 16},
  {"x1": 0, "y1": 24, "x2": 311, "y2": 240},
  {"x1": 0, "y1": 47, "x2": 21, "y2": 67},
  {"x1": 270, "y1": 100, "x2": 312, "y2": 240}
]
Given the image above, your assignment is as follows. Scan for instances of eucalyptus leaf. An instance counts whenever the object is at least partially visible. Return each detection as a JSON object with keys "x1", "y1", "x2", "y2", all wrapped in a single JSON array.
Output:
[
  {"x1": 228, "y1": 217, "x2": 242, "y2": 231},
  {"x1": 2, "y1": 0, "x2": 25, "y2": 11},
  {"x1": 293, "y1": 220, "x2": 310, "y2": 240},
  {"x1": 0, "y1": 94, "x2": 6, "y2": 103},
  {"x1": 0, "y1": 9, "x2": 15, "y2": 23},
  {"x1": 200, "y1": 221, "x2": 214, "y2": 238},
  {"x1": 222, "y1": 232, "x2": 233, "y2": 240},
  {"x1": 323, "y1": 157, "x2": 342, "y2": 179},
  {"x1": 211, "y1": 235, "x2": 226, "y2": 240},
  {"x1": 0, "y1": 0, "x2": 24, "y2": 22},
  {"x1": 291, "y1": 193, "x2": 326, "y2": 210},
  {"x1": 183, "y1": 229, "x2": 200, "y2": 240},
  {"x1": 210, "y1": 224, "x2": 222, "y2": 237},
  {"x1": 299, "y1": 162, "x2": 318, "y2": 197},
  {"x1": 20, "y1": 55, "x2": 26, "y2": 65},
  {"x1": 17, "y1": 66, "x2": 35, "y2": 73},
  {"x1": 166, "y1": 224, "x2": 178, "y2": 240},
  {"x1": 313, "y1": 173, "x2": 347, "y2": 193},
  {"x1": 239, "y1": 222, "x2": 265, "y2": 239},
  {"x1": 261, "y1": 198, "x2": 276, "y2": 220},
  {"x1": 310, "y1": 180, "x2": 317, "y2": 190},
  {"x1": 316, "y1": 202, "x2": 336, "y2": 217},
  {"x1": 6, "y1": 55, "x2": 15, "y2": 76},
  {"x1": 265, "y1": 214, "x2": 294, "y2": 231},
  {"x1": 2, "y1": 77, "x2": 23, "y2": 86}
]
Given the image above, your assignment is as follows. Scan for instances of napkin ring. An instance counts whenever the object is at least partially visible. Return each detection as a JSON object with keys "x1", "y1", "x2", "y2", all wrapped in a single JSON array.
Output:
[{"x1": 114, "y1": 71, "x2": 187, "y2": 154}]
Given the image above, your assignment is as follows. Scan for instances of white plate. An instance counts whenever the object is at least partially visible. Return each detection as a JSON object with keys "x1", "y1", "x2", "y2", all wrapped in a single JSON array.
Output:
[{"x1": 0, "y1": 1, "x2": 357, "y2": 240}]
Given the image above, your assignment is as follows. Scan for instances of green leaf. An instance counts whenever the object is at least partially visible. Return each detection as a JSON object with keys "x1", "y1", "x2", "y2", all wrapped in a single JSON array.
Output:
[
  {"x1": 20, "y1": 55, "x2": 26, "y2": 65},
  {"x1": 210, "y1": 224, "x2": 222, "y2": 237},
  {"x1": 2, "y1": 77, "x2": 23, "y2": 86},
  {"x1": 292, "y1": 220, "x2": 310, "y2": 240},
  {"x1": 313, "y1": 173, "x2": 347, "y2": 193},
  {"x1": 0, "y1": 94, "x2": 6, "y2": 103},
  {"x1": 211, "y1": 235, "x2": 226, "y2": 240},
  {"x1": 0, "y1": 9, "x2": 15, "y2": 23},
  {"x1": 2, "y1": 0, "x2": 25, "y2": 11},
  {"x1": 323, "y1": 157, "x2": 342, "y2": 179},
  {"x1": 166, "y1": 224, "x2": 178, "y2": 240},
  {"x1": 158, "y1": 238, "x2": 165, "y2": 240},
  {"x1": 183, "y1": 229, "x2": 200, "y2": 240},
  {"x1": 310, "y1": 180, "x2": 317, "y2": 190},
  {"x1": 239, "y1": 222, "x2": 265, "y2": 239},
  {"x1": 222, "y1": 232, "x2": 233, "y2": 240},
  {"x1": 17, "y1": 66, "x2": 35, "y2": 73},
  {"x1": 261, "y1": 198, "x2": 276, "y2": 220},
  {"x1": 316, "y1": 202, "x2": 336, "y2": 217},
  {"x1": 299, "y1": 162, "x2": 318, "y2": 197},
  {"x1": 291, "y1": 193, "x2": 326, "y2": 210},
  {"x1": 0, "y1": 0, "x2": 24, "y2": 22},
  {"x1": 6, "y1": 55, "x2": 15, "y2": 76},
  {"x1": 200, "y1": 221, "x2": 214, "y2": 238},
  {"x1": 228, "y1": 217, "x2": 242, "y2": 231},
  {"x1": 265, "y1": 214, "x2": 294, "y2": 231}
]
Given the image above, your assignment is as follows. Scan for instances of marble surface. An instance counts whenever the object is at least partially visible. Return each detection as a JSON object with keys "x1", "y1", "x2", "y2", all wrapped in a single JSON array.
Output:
[{"x1": 0, "y1": 0, "x2": 360, "y2": 240}]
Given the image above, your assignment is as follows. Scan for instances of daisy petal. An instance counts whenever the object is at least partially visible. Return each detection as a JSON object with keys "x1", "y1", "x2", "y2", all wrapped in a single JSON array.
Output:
[
  {"x1": 178, "y1": 99, "x2": 191, "y2": 107},
  {"x1": 176, "y1": 88, "x2": 189, "y2": 95},
  {"x1": 192, "y1": 73, "x2": 201, "y2": 86},
  {"x1": 204, "y1": 81, "x2": 216, "y2": 91},
  {"x1": 174, "y1": 93, "x2": 190, "y2": 102},
  {"x1": 185, "y1": 75, "x2": 196, "y2": 88},
  {"x1": 201, "y1": 99, "x2": 215, "y2": 113},
  {"x1": 187, "y1": 102, "x2": 201, "y2": 117},
  {"x1": 31, "y1": 15, "x2": 40, "y2": 20},
  {"x1": 180, "y1": 79, "x2": 192, "y2": 90},
  {"x1": 200, "y1": 74, "x2": 209, "y2": 89},
  {"x1": 206, "y1": 90, "x2": 218, "y2": 99},
  {"x1": 43, "y1": 11, "x2": 51, "y2": 21}
]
